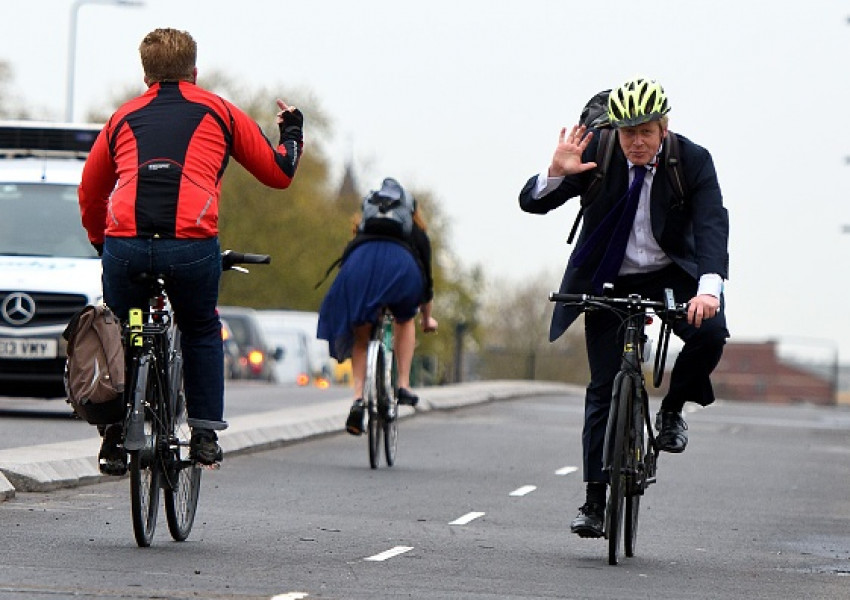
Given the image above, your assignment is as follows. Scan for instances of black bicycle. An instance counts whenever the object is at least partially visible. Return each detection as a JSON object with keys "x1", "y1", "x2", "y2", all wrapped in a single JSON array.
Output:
[
  {"x1": 550, "y1": 286, "x2": 687, "y2": 565},
  {"x1": 364, "y1": 308, "x2": 399, "y2": 469},
  {"x1": 122, "y1": 250, "x2": 270, "y2": 547}
]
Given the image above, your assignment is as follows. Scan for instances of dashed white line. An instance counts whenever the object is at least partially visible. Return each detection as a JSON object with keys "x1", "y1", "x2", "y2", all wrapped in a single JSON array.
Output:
[
  {"x1": 555, "y1": 466, "x2": 579, "y2": 476},
  {"x1": 449, "y1": 511, "x2": 486, "y2": 525},
  {"x1": 270, "y1": 593, "x2": 309, "y2": 600},
  {"x1": 509, "y1": 485, "x2": 537, "y2": 497},
  {"x1": 364, "y1": 546, "x2": 414, "y2": 561}
]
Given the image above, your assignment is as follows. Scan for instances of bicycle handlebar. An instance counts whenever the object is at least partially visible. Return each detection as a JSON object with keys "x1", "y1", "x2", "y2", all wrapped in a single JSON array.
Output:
[
  {"x1": 548, "y1": 290, "x2": 688, "y2": 317},
  {"x1": 221, "y1": 250, "x2": 271, "y2": 271}
]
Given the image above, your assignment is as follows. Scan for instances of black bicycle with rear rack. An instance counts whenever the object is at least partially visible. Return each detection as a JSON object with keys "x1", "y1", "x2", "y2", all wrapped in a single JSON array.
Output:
[
  {"x1": 122, "y1": 250, "x2": 269, "y2": 547},
  {"x1": 550, "y1": 286, "x2": 687, "y2": 565}
]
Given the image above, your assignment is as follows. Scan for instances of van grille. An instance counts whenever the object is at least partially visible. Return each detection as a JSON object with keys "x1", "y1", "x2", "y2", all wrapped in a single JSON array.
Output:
[{"x1": 0, "y1": 291, "x2": 88, "y2": 327}]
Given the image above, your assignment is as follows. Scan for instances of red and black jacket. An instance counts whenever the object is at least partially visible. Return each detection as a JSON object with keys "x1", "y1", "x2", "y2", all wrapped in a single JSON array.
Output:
[{"x1": 79, "y1": 81, "x2": 302, "y2": 243}]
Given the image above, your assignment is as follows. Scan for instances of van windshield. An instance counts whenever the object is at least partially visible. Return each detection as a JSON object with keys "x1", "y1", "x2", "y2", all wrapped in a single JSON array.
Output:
[{"x1": 0, "y1": 183, "x2": 96, "y2": 258}]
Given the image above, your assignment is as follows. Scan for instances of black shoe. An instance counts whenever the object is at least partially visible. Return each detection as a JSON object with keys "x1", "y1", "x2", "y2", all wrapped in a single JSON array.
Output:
[
  {"x1": 98, "y1": 424, "x2": 127, "y2": 476},
  {"x1": 570, "y1": 502, "x2": 604, "y2": 538},
  {"x1": 397, "y1": 387, "x2": 419, "y2": 407},
  {"x1": 346, "y1": 399, "x2": 365, "y2": 436},
  {"x1": 190, "y1": 429, "x2": 223, "y2": 465},
  {"x1": 655, "y1": 410, "x2": 688, "y2": 453}
]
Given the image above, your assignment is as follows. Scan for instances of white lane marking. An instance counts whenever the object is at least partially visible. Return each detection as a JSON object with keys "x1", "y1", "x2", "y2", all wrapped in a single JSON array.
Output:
[
  {"x1": 555, "y1": 466, "x2": 578, "y2": 476},
  {"x1": 509, "y1": 485, "x2": 537, "y2": 497},
  {"x1": 449, "y1": 511, "x2": 485, "y2": 525},
  {"x1": 270, "y1": 593, "x2": 309, "y2": 600},
  {"x1": 364, "y1": 546, "x2": 414, "y2": 561}
]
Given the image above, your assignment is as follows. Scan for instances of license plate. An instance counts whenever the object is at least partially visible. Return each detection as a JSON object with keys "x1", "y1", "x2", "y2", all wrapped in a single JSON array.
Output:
[{"x1": 0, "y1": 338, "x2": 58, "y2": 359}]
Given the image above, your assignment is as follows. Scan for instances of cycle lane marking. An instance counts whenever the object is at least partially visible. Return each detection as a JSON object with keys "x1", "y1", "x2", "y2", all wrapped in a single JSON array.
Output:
[
  {"x1": 509, "y1": 485, "x2": 537, "y2": 497},
  {"x1": 364, "y1": 546, "x2": 414, "y2": 561},
  {"x1": 555, "y1": 466, "x2": 578, "y2": 476},
  {"x1": 449, "y1": 511, "x2": 486, "y2": 525}
]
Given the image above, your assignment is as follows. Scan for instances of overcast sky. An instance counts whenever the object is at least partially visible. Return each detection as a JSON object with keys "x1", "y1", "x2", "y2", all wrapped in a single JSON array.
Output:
[{"x1": 3, "y1": 1, "x2": 849, "y2": 362}]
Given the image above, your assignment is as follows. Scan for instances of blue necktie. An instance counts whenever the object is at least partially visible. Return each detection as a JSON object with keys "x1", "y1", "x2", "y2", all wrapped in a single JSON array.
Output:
[{"x1": 571, "y1": 166, "x2": 647, "y2": 293}]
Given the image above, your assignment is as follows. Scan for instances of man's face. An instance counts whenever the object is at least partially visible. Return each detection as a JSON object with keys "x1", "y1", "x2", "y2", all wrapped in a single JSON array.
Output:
[{"x1": 617, "y1": 122, "x2": 666, "y2": 166}]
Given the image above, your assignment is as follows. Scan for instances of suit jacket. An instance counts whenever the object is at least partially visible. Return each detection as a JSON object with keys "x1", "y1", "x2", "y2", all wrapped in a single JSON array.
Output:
[{"x1": 519, "y1": 131, "x2": 729, "y2": 342}]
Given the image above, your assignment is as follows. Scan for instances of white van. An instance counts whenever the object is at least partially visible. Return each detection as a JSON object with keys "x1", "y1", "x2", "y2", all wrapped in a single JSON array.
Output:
[
  {"x1": 255, "y1": 310, "x2": 333, "y2": 383},
  {"x1": 0, "y1": 122, "x2": 103, "y2": 396}
]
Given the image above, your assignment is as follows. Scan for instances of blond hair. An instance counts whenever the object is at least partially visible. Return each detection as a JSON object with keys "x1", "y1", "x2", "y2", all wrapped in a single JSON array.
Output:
[{"x1": 139, "y1": 28, "x2": 196, "y2": 83}]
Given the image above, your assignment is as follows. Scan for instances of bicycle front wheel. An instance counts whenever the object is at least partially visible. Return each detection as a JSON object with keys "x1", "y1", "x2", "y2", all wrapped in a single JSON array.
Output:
[
  {"x1": 624, "y1": 388, "x2": 647, "y2": 557},
  {"x1": 164, "y1": 351, "x2": 201, "y2": 542},
  {"x1": 129, "y1": 359, "x2": 161, "y2": 547},
  {"x1": 607, "y1": 375, "x2": 632, "y2": 566}
]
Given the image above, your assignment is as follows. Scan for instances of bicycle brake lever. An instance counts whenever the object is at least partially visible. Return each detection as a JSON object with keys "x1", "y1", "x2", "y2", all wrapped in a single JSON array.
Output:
[{"x1": 230, "y1": 266, "x2": 249, "y2": 274}]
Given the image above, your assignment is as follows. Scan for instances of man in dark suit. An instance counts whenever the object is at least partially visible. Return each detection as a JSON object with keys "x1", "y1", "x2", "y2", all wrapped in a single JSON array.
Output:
[{"x1": 519, "y1": 76, "x2": 729, "y2": 538}]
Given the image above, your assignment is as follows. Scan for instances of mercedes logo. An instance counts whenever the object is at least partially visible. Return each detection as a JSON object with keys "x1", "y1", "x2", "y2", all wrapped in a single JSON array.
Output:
[{"x1": 1, "y1": 292, "x2": 37, "y2": 325}]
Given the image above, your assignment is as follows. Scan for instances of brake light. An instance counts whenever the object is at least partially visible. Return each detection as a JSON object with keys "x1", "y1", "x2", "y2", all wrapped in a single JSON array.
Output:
[
  {"x1": 248, "y1": 350, "x2": 264, "y2": 366},
  {"x1": 314, "y1": 376, "x2": 330, "y2": 389},
  {"x1": 296, "y1": 373, "x2": 310, "y2": 387}
]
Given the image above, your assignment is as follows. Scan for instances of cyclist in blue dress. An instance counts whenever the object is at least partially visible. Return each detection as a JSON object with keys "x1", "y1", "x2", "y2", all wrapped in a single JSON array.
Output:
[{"x1": 317, "y1": 178, "x2": 437, "y2": 435}]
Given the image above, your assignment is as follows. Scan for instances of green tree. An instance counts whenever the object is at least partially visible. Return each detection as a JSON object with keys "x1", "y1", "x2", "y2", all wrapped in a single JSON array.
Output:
[{"x1": 478, "y1": 271, "x2": 589, "y2": 384}]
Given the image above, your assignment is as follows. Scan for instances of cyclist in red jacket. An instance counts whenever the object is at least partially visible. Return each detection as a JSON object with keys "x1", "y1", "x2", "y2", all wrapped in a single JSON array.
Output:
[{"x1": 78, "y1": 28, "x2": 304, "y2": 475}]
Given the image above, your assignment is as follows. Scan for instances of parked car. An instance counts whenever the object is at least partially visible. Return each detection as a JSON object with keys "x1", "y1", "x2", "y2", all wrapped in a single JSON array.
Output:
[
  {"x1": 217, "y1": 306, "x2": 281, "y2": 382},
  {"x1": 0, "y1": 121, "x2": 103, "y2": 397},
  {"x1": 220, "y1": 317, "x2": 242, "y2": 380}
]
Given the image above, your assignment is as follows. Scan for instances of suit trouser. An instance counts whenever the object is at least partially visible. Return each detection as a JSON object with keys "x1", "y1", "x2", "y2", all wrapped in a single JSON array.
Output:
[{"x1": 581, "y1": 264, "x2": 729, "y2": 483}]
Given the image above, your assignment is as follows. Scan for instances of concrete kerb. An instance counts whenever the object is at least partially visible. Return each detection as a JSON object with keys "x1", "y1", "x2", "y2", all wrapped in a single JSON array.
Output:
[{"x1": 0, "y1": 381, "x2": 579, "y2": 501}]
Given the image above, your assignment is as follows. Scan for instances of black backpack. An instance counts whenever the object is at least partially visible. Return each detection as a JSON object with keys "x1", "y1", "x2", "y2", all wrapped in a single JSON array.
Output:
[
  {"x1": 358, "y1": 177, "x2": 415, "y2": 239},
  {"x1": 566, "y1": 90, "x2": 688, "y2": 244}
]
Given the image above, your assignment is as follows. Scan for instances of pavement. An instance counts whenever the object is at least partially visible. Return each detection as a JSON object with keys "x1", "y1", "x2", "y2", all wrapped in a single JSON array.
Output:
[{"x1": 0, "y1": 380, "x2": 579, "y2": 501}]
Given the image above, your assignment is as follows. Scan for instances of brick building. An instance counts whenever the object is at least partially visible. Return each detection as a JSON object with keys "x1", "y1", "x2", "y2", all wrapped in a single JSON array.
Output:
[{"x1": 710, "y1": 341, "x2": 835, "y2": 405}]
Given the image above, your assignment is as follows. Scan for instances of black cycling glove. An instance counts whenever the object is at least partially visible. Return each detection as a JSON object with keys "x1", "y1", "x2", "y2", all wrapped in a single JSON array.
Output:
[{"x1": 278, "y1": 108, "x2": 304, "y2": 144}]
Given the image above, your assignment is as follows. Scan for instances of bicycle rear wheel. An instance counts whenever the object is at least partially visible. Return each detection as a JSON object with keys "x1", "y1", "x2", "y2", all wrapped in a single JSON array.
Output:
[
  {"x1": 129, "y1": 359, "x2": 161, "y2": 547},
  {"x1": 607, "y1": 375, "x2": 632, "y2": 566},
  {"x1": 382, "y1": 347, "x2": 398, "y2": 467},
  {"x1": 365, "y1": 340, "x2": 382, "y2": 469},
  {"x1": 164, "y1": 346, "x2": 201, "y2": 541},
  {"x1": 624, "y1": 387, "x2": 647, "y2": 557}
]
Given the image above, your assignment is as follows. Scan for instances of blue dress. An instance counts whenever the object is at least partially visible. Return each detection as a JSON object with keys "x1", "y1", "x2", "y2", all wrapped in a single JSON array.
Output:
[{"x1": 317, "y1": 240, "x2": 424, "y2": 361}]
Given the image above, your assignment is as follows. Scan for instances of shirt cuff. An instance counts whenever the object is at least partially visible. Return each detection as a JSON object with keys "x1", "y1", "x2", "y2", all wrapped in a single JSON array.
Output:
[
  {"x1": 697, "y1": 273, "x2": 724, "y2": 298},
  {"x1": 532, "y1": 170, "x2": 565, "y2": 199}
]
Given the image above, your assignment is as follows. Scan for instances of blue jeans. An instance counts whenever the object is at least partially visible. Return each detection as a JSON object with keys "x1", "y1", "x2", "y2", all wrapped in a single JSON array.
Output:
[{"x1": 101, "y1": 237, "x2": 226, "y2": 430}]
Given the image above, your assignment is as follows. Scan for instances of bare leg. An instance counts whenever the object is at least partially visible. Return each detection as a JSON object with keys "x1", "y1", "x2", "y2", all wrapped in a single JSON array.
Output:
[
  {"x1": 393, "y1": 318, "x2": 416, "y2": 389},
  {"x1": 351, "y1": 323, "x2": 372, "y2": 399}
]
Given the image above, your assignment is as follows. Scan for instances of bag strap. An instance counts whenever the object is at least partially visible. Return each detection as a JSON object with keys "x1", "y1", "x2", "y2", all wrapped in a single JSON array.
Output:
[
  {"x1": 567, "y1": 128, "x2": 616, "y2": 244},
  {"x1": 663, "y1": 131, "x2": 687, "y2": 208}
]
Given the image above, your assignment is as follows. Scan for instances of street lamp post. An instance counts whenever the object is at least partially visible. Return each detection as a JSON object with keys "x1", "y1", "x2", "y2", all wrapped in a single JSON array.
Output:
[{"x1": 65, "y1": 0, "x2": 144, "y2": 122}]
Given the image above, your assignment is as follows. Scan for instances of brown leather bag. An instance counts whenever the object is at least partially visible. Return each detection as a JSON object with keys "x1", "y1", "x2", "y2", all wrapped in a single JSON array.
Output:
[{"x1": 62, "y1": 305, "x2": 126, "y2": 424}]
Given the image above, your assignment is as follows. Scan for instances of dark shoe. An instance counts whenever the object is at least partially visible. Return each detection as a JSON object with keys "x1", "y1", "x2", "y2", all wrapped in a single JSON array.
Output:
[
  {"x1": 655, "y1": 410, "x2": 688, "y2": 453},
  {"x1": 190, "y1": 429, "x2": 223, "y2": 465},
  {"x1": 570, "y1": 502, "x2": 604, "y2": 538},
  {"x1": 98, "y1": 424, "x2": 127, "y2": 476},
  {"x1": 397, "y1": 387, "x2": 419, "y2": 407},
  {"x1": 346, "y1": 399, "x2": 365, "y2": 436}
]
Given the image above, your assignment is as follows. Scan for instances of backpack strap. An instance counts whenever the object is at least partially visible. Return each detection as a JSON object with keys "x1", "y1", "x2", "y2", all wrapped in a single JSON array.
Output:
[
  {"x1": 663, "y1": 130, "x2": 687, "y2": 208},
  {"x1": 567, "y1": 128, "x2": 616, "y2": 244}
]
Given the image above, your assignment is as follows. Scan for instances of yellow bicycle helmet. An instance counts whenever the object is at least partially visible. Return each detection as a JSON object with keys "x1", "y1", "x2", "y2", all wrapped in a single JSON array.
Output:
[{"x1": 607, "y1": 76, "x2": 670, "y2": 128}]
